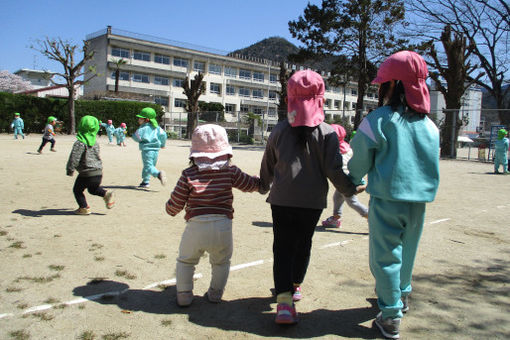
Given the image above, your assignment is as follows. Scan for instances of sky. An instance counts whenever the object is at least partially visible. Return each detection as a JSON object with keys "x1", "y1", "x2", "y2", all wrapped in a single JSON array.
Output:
[{"x1": 0, "y1": 0, "x2": 320, "y2": 74}]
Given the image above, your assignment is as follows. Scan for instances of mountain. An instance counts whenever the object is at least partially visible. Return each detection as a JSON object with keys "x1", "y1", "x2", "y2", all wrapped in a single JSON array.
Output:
[{"x1": 229, "y1": 37, "x2": 335, "y2": 72}]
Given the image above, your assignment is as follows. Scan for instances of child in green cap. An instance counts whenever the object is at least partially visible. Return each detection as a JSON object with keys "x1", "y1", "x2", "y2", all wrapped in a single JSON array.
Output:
[
  {"x1": 37, "y1": 116, "x2": 58, "y2": 154},
  {"x1": 66, "y1": 115, "x2": 115, "y2": 215},
  {"x1": 11, "y1": 113, "x2": 25, "y2": 140},
  {"x1": 132, "y1": 107, "x2": 167, "y2": 188},
  {"x1": 494, "y1": 128, "x2": 509, "y2": 174}
]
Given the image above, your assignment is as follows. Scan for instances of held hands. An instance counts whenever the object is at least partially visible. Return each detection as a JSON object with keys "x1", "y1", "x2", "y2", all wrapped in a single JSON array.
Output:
[{"x1": 355, "y1": 184, "x2": 366, "y2": 195}]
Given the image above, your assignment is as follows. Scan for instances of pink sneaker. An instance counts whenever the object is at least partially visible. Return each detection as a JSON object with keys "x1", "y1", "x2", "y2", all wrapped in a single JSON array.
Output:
[
  {"x1": 292, "y1": 286, "x2": 302, "y2": 301},
  {"x1": 322, "y1": 216, "x2": 341, "y2": 228},
  {"x1": 275, "y1": 303, "x2": 298, "y2": 324}
]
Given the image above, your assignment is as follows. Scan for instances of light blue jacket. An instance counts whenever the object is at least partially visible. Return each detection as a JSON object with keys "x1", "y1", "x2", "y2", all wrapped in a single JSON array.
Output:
[
  {"x1": 132, "y1": 123, "x2": 167, "y2": 151},
  {"x1": 12, "y1": 117, "x2": 24, "y2": 129},
  {"x1": 100, "y1": 123, "x2": 115, "y2": 135},
  {"x1": 494, "y1": 137, "x2": 509, "y2": 158},
  {"x1": 348, "y1": 106, "x2": 440, "y2": 203}
]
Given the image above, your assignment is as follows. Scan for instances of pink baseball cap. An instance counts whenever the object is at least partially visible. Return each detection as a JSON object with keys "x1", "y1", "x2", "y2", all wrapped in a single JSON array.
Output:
[
  {"x1": 372, "y1": 51, "x2": 430, "y2": 114},
  {"x1": 190, "y1": 124, "x2": 233, "y2": 159},
  {"x1": 287, "y1": 70, "x2": 325, "y2": 127},
  {"x1": 107, "y1": 120, "x2": 113, "y2": 124},
  {"x1": 120, "y1": 123, "x2": 126, "y2": 128}
]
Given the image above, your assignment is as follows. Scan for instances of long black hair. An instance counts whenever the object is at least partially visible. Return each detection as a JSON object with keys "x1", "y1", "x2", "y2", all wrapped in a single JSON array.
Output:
[{"x1": 378, "y1": 80, "x2": 426, "y2": 119}]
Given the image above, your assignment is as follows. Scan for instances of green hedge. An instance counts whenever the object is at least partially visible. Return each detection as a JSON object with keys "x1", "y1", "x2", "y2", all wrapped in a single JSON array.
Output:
[{"x1": 0, "y1": 92, "x2": 163, "y2": 135}]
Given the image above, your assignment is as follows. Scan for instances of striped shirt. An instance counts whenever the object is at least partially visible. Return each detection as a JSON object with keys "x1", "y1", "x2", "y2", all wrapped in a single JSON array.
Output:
[{"x1": 166, "y1": 165, "x2": 259, "y2": 220}]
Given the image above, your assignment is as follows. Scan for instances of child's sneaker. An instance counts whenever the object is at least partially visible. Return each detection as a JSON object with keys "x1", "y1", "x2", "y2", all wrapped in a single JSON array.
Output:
[
  {"x1": 158, "y1": 170, "x2": 167, "y2": 186},
  {"x1": 74, "y1": 207, "x2": 91, "y2": 215},
  {"x1": 374, "y1": 312, "x2": 400, "y2": 339},
  {"x1": 206, "y1": 288, "x2": 223, "y2": 303},
  {"x1": 401, "y1": 295, "x2": 409, "y2": 313},
  {"x1": 275, "y1": 303, "x2": 298, "y2": 324},
  {"x1": 292, "y1": 286, "x2": 302, "y2": 302},
  {"x1": 139, "y1": 182, "x2": 150, "y2": 189},
  {"x1": 103, "y1": 191, "x2": 115, "y2": 209},
  {"x1": 37, "y1": 149, "x2": 42, "y2": 154},
  {"x1": 176, "y1": 291, "x2": 193, "y2": 307},
  {"x1": 50, "y1": 148, "x2": 56, "y2": 152},
  {"x1": 322, "y1": 216, "x2": 341, "y2": 228}
]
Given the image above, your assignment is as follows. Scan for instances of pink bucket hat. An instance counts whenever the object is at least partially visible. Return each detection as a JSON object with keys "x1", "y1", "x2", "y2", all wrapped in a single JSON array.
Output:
[
  {"x1": 107, "y1": 120, "x2": 113, "y2": 124},
  {"x1": 330, "y1": 124, "x2": 351, "y2": 154},
  {"x1": 120, "y1": 122, "x2": 126, "y2": 128},
  {"x1": 372, "y1": 51, "x2": 430, "y2": 114},
  {"x1": 287, "y1": 70, "x2": 325, "y2": 127},
  {"x1": 190, "y1": 124, "x2": 233, "y2": 159}
]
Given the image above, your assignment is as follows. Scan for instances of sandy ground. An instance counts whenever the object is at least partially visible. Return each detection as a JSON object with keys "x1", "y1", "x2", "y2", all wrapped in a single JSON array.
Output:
[{"x1": 0, "y1": 133, "x2": 509, "y2": 340}]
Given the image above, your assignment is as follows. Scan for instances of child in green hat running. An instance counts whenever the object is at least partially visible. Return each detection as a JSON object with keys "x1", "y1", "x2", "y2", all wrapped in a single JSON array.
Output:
[{"x1": 37, "y1": 116, "x2": 58, "y2": 153}]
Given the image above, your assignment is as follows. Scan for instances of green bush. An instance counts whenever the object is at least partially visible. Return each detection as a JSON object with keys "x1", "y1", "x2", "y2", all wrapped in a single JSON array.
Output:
[
  {"x1": 166, "y1": 131, "x2": 179, "y2": 139},
  {"x1": 0, "y1": 92, "x2": 163, "y2": 135}
]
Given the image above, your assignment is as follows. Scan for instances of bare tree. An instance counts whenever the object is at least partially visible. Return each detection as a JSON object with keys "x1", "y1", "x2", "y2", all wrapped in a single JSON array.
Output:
[
  {"x1": 277, "y1": 61, "x2": 293, "y2": 122},
  {"x1": 407, "y1": 0, "x2": 510, "y2": 125},
  {"x1": 182, "y1": 72, "x2": 205, "y2": 139},
  {"x1": 33, "y1": 38, "x2": 96, "y2": 134}
]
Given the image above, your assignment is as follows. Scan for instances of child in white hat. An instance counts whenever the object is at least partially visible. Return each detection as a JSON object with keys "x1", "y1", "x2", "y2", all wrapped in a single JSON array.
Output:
[{"x1": 165, "y1": 124, "x2": 260, "y2": 307}]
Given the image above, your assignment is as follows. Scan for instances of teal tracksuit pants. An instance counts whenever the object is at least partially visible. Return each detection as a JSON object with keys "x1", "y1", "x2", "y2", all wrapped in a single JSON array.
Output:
[
  {"x1": 369, "y1": 196, "x2": 425, "y2": 319},
  {"x1": 141, "y1": 150, "x2": 160, "y2": 183}
]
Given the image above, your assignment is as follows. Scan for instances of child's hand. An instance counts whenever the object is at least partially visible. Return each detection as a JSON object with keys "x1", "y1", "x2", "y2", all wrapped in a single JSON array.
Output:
[
  {"x1": 355, "y1": 184, "x2": 366, "y2": 194},
  {"x1": 67, "y1": 170, "x2": 74, "y2": 177}
]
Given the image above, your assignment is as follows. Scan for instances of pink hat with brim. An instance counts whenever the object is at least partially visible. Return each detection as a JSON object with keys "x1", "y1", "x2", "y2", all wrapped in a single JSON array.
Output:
[
  {"x1": 372, "y1": 51, "x2": 430, "y2": 114},
  {"x1": 190, "y1": 124, "x2": 233, "y2": 159},
  {"x1": 287, "y1": 70, "x2": 325, "y2": 127}
]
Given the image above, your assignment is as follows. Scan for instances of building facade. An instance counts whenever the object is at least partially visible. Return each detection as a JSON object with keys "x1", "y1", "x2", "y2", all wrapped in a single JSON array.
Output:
[{"x1": 84, "y1": 26, "x2": 378, "y2": 135}]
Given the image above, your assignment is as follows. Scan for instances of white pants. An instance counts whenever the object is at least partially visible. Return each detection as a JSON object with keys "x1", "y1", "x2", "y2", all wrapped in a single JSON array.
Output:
[{"x1": 176, "y1": 214, "x2": 233, "y2": 293}]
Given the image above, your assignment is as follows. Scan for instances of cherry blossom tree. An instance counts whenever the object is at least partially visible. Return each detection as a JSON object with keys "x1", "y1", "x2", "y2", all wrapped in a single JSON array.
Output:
[{"x1": 0, "y1": 70, "x2": 33, "y2": 93}]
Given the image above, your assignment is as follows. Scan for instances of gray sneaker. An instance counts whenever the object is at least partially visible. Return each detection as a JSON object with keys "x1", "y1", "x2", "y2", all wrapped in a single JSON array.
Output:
[
  {"x1": 206, "y1": 288, "x2": 223, "y2": 303},
  {"x1": 402, "y1": 295, "x2": 409, "y2": 313},
  {"x1": 374, "y1": 312, "x2": 400, "y2": 339}
]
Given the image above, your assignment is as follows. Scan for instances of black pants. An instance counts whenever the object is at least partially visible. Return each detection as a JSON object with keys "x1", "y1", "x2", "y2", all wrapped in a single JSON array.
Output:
[
  {"x1": 73, "y1": 175, "x2": 106, "y2": 208},
  {"x1": 271, "y1": 204, "x2": 322, "y2": 296},
  {"x1": 38, "y1": 138, "x2": 55, "y2": 151}
]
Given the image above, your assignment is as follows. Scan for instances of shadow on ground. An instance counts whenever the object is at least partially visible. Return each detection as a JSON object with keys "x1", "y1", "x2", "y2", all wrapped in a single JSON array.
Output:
[
  {"x1": 73, "y1": 280, "x2": 379, "y2": 338},
  {"x1": 12, "y1": 208, "x2": 105, "y2": 217}
]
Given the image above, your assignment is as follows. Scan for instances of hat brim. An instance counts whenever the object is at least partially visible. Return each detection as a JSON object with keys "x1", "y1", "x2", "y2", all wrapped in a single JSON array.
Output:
[
  {"x1": 189, "y1": 146, "x2": 233, "y2": 159},
  {"x1": 136, "y1": 114, "x2": 146, "y2": 118}
]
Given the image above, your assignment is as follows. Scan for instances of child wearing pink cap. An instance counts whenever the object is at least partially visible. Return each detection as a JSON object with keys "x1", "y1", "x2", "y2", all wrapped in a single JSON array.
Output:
[
  {"x1": 165, "y1": 124, "x2": 260, "y2": 307},
  {"x1": 259, "y1": 70, "x2": 365, "y2": 324},
  {"x1": 322, "y1": 124, "x2": 368, "y2": 228},
  {"x1": 114, "y1": 122, "x2": 127, "y2": 147},
  {"x1": 100, "y1": 119, "x2": 115, "y2": 144},
  {"x1": 348, "y1": 51, "x2": 440, "y2": 339}
]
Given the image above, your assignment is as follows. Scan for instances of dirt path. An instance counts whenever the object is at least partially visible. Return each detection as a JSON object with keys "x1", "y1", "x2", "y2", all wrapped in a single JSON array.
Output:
[{"x1": 0, "y1": 134, "x2": 509, "y2": 339}]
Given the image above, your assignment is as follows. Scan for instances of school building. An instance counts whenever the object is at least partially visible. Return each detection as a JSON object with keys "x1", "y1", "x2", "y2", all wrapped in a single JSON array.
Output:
[{"x1": 83, "y1": 26, "x2": 379, "y2": 136}]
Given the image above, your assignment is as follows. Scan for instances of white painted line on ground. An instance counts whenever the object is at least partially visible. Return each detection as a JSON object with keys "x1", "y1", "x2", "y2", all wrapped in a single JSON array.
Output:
[
  {"x1": 320, "y1": 240, "x2": 352, "y2": 249},
  {"x1": 22, "y1": 304, "x2": 53, "y2": 314},
  {"x1": 230, "y1": 260, "x2": 264, "y2": 271},
  {"x1": 0, "y1": 313, "x2": 13, "y2": 319},
  {"x1": 429, "y1": 218, "x2": 451, "y2": 224},
  {"x1": 497, "y1": 205, "x2": 505, "y2": 209}
]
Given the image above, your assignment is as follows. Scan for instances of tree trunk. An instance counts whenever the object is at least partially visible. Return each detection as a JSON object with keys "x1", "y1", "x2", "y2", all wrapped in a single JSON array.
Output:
[
  {"x1": 68, "y1": 86, "x2": 76, "y2": 134},
  {"x1": 115, "y1": 70, "x2": 120, "y2": 93}
]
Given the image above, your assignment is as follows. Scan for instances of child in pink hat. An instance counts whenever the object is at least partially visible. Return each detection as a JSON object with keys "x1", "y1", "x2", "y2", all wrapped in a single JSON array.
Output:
[
  {"x1": 259, "y1": 70, "x2": 365, "y2": 324},
  {"x1": 348, "y1": 51, "x2": 439, "y2": 339},
  {"x1": 165, "y1": 124, "x2": 260, "y2": 307},
  {"x1": 322, "y1": 124, "x2": 368, "y2": 228}
]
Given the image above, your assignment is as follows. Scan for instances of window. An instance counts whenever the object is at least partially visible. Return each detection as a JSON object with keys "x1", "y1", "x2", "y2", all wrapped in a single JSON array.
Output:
[
  {"x1": 154, "y1": 76, "x2": 169, "y2": 86},
  {"x1": 344, "y1": 101, "x2": 351, "y2": 109},
  {"x1": 270, "y1": 73, "x2": 278, "y2": 83},
  {"x1": 239, "y1": 69, "x2": 251, "y2": 80},
  {"x1": 226, "y1": 84, "x2": 235, "y2": 95},
  {"x1": 155, "y1": 54, "x2": 170, "y2": 65},
  {"x1": 225, "y1": 103, "x2": 236, "y2": 113},
  {"x1": 351, "y1": 88, "x2": 357, "y2": 96},
  {"x1": 174, "y1": 57, "x2": 188, "y2": 68},
  {"x1": 252, "y1": 89, "x2": 263, "y2": 98},
  {"x1": 240, "y1": 105, "x2": 249, "y2": 113},
  {"x1": 173, "y1": 79, "x2": 184, "y2": 87},
  {"x1": 332, "y1": 87, "x2": 341, "y2": 94},
  {"x1": 174, "y1": 98, "x2": 187, "y2": 108},
  {"x1": 112, "y1": 47, "x2": 129, "y2": 58},
  {"x1": 209, "y1": 63, "x2": 222, "y2": 74},
  {"x1": 194, "y1": 61, "x2": 205, "y2": 72},
  {"x1": 334, "y1": 100, "x2": 341, "y2": 109},
  {"x1": 239, "y1": 87, "x2": 250, "y2": 97},
  {"x1": 367, "y1": 92, "x2": 373, "y2": 98},
  {"x1": 110, "y1": 71, "x2": 129, "y2": 81},
  {"x1": 254, "y1": 107, "x2": 263, "y2": 115},
  {"x1": 253, "y1": 71, "x2": 264, "y2": 82},
  {"x1": 269, "y1": 90, "x2": 277, "y2": 100},
  {"x1": 133, "y1": 50, "x2": 150, "y2": 61},
  {"x1": 325, "y1": 99, "x2": 331, "y2": 108},
  {"x1": 132, "y1": 73, "x2": 149, "y2": 83},
  {"x1": 155, "y1": 96, "x2": 169, "y2": 106},
  {"x1": 225, "y1": 67, "x2": 237, "y2": 78},
  {"x1": 268, "y1": 108, "x2": 277, "y2": 117},
  {"x1": 210, "y1": 83, "x2": 221, "y2": 94}
]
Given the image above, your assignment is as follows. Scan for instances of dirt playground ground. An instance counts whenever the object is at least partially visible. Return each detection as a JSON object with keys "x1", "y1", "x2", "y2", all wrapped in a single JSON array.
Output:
[{"x1": 0, "y1": 133, "x2": 509, "y2": 340}]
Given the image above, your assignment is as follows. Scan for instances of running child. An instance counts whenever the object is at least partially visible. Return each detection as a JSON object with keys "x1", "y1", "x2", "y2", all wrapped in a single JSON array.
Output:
[
  {"x1": 11, "y1": 112, "x2": 25, "y2": 139},
  {"x1": 37, "y1": 116, "x2": 57, "y2": 153},
  {"x1": 100, "y1": 120, "x2": 116, "y2": 144},
  {"x1": 165, "y1": 124, "x2": 260, "y2": 306},
  {"x1": 66, "y1": 115, "x2": 115, "y2": 215}
]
